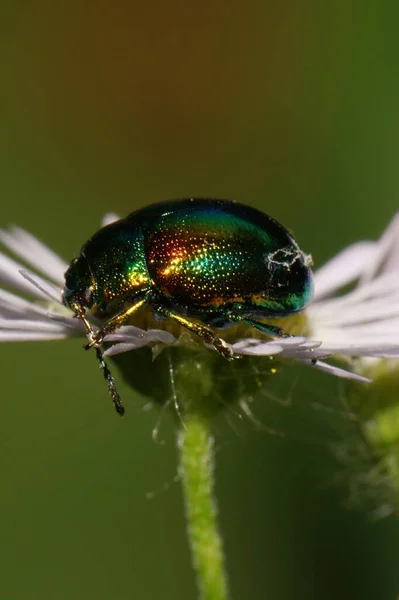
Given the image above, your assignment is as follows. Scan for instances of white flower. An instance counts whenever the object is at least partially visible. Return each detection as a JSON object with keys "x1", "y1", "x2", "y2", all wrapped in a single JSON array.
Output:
[{"x1": 1, "y1": 212, "x2": 399, "y2": 386}]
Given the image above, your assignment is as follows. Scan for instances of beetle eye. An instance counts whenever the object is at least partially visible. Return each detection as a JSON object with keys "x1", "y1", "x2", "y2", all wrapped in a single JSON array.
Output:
[{"x1": 81, "y1": 287, "x2": 94, "y2": 309}]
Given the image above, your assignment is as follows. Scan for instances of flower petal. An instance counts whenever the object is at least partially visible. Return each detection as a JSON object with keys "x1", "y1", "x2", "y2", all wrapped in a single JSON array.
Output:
[
  {"x1": 315, "y1": 340, "x2": 399, "y2": 357},
  {"x1": 312, "y1": 298, "x2": 399, "y2": 328},
  {"x1": 0, "y1": 330, "x2": 68, "y2": 341},
  {"x1": 103, "y1": 326, "x2": 176, "y2": 355},
  {"x1": 0, "y1": 226, "x2": 67, "y2": 284},
  {"x1": 47, "y1": 312, "x2": 85, "y2": 330},
  {"x1": 104, "y1": 325, "x2": 176, "y2": 345},
  {"x1": 0, "y1": 253, "x2": 51, "y2": 298},
  {"x1": 304, "y1": 359, "x2": 372, "y2": 382},
  {"x1": 309, "y1": 272, "x2": 399, "y2": 321},
  {"x1": 104, "y1": 342, "x2": 149, "y2": 356},
  {"x1": 0, "y1": 318, "x2": 67, "y2": 332},
  {"x1": 359, "y1": 213, "x2": 399, "y2": 284},
  {"x1": 102, "y1": 213, "x2": 120, "y2": 227},
  {"x1": 0, "y1": 288, "x2": 52, "y2": 319},
  {"x1": 232, "y1": 336, "x2": 322, "y2": 356},
  {"x1": 312, "y1": 241, "x2": 376, "y2": 300},
  {"x1": 233, "y1": 342, "x2": 284, "y2": 356},
  {"x1": 19, "y1": 271, "x2": 62, "y2": 304}
]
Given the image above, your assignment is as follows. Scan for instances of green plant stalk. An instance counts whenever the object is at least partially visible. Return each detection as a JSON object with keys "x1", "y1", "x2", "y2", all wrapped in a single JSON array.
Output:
[
  {"x1": 115, "y1": 346, "x2": 233, "y2": 597},
  {"x1": 178, "y1": 415, "x2": 229, "y2": 600}
]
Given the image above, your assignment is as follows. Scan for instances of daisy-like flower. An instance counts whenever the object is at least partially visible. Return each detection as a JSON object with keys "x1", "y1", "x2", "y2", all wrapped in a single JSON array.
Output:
[{"x1": 1, "y1": 212, "x2": 399, "y2": 390}]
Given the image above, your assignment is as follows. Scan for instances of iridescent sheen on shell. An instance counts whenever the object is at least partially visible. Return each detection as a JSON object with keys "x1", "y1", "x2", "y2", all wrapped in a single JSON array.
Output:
[{"x1": 64, "y1": 198, "x2": 313, "y2": 322}]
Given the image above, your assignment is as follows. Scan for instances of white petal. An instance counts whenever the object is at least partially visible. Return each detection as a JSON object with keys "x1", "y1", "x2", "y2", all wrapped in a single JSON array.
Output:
[
  {"x1": 314, "y1": 319, "x2": 399, "y2": 341},
  {"x1": 104, "y1": 342, "x2": 149, "y2": 356},
  {"x1": 303, "y1": 359, "x2": 371, "y2": 382},
  {"x1": 0, "y1": 227, "x2": 67, "y2": 284},
  {"x1": 379, "y1": 213, "x2": 399, "y2": 275},
  {"x1": 47, "y1": 312, "x2": 85, "y2": 330},
  {"x1": 103, "y1": 325, "x2": 149, "y2": 341},
  {"x1": 19, "y1": 271, "x2": 62, "y2": 303},
  {"x1": 0, "y1": 318, "x2": 67, "y2": 332},
  {"x1": 105, "y1": 325, "x2": 176, "y2": 345},
  {"x1": 0, "y1": 288, "x2": 52, "y2": 319},
  {"x1": 288, "y1": 339, "x2": 323, "y2": 350},
  {"x1": 0, "y1": 331, "x2": 68, "y2": 341},
  {"x1": 312, "y1": 241, "x2": 376, "y2": 300},
  {"x1": 314, "y1": 300, "x2": 399, "y2": 328},
  {"x1": 103, "y1": 327, "x2": 176, "y2": 355},
  {"x1": 234, "y1": 342, "x2": 284, "y2": 356},
  {"x1": 270, "y1": 336, "x2": 310, "y2": 347},
  {"x1": 231, "y1": 338, "x2": 259, "y2": 350},
  {"x1": 232, "y1": 336, "x2": 322, "y2": 355},
  {"x1": 101, "y1": 213, "x2": 120, "y2": 227},
  {"x1": 0, "y1": 288, "x2": 79, "y2": 332},
  {"x1": 359, "y1": 213, "x2": 399, "y2": 284},
  {"x1": 316, "y1": 340, "x2": 399, "y2": 357},
  {"x1": 308, "y1": 271, "x2": 399, "y2": 320},
  {"x1": 0, "y1": 253, "x2": 50, "y2": 298}
]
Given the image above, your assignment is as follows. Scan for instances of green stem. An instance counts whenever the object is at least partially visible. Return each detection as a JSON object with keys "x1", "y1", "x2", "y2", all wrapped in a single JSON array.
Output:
[{"x1": 178, "y1": 415, "x2": 230, "y2": 600}]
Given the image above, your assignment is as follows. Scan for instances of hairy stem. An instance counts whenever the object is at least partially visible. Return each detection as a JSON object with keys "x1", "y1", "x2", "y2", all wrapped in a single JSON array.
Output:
[{"x1": 178, "y1": 415, "x2": 230, "y2": 600}]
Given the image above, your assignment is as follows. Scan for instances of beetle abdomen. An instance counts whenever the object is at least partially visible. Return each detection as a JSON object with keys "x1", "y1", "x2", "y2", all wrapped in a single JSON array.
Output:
[{"x1": 142, "y1": 199, "x2": 312, "y2": 316}]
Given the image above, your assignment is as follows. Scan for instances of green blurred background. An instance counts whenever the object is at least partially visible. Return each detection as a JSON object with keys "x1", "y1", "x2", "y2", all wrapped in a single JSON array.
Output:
[{"x1": 1, "y1": 2, "x2": 399, "y2": 599}]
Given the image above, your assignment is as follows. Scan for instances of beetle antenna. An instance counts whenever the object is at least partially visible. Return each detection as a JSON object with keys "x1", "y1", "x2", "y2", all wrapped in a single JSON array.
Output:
[
  {"x1": 94, "y1": 346, "x2": 125, "y2": 416},
  {"x1": 74, "y1": 306, "x2": 125, "y2": 416}
]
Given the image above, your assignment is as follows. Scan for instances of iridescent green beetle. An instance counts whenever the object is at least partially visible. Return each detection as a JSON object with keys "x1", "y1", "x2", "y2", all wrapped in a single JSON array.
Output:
[{"x1": 63, "y1": 199, "x2": 313, "y2": 414}]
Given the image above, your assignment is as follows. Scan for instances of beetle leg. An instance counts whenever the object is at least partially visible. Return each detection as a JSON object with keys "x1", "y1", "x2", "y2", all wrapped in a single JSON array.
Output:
[
  {"x1": 85, "y1": 296, "x2": 148, "y2": 349},
  {"x1": 154, "y1": 305, "x2": 238, "y2": 360},
  {"x1": 227, "y1": 313, "x2": 292, "y2": 339}
]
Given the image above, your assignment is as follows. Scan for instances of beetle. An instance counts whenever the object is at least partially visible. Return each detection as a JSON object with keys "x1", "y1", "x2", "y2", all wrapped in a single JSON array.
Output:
[{"x1": 63, "y1": 198, "x2": 313, "y2": 414}]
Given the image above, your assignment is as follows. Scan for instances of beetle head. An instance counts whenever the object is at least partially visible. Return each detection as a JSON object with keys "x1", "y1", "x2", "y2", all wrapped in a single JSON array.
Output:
[{"x1": 63, "y1": 255, "x2": 95, "y2": 314}]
